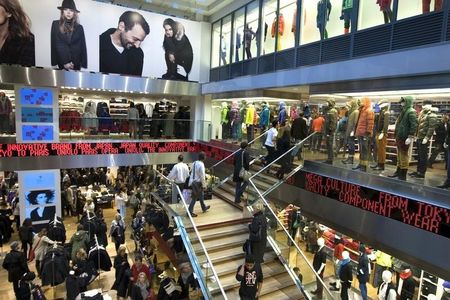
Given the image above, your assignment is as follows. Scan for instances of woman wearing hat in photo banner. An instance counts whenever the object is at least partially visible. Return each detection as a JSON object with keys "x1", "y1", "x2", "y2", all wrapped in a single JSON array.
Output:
[{"x1": 51, "y1": 0, "x2": 87, "y2": 70}]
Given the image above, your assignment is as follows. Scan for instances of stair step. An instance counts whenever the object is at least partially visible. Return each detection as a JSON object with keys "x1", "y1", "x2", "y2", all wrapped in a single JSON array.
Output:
[
  {"x1": 197, "y1": 223, "x2": 248, "y2": 241},
  {"x1": 208, "y1": 245, "x2": 274, "y2": 264},
  {"x1": 259, "y1": 284, "x2": 305, "y2": 300},
  {"x1": 214, "y1": 252, "x2": 278, "y2": 277},
  {"x1": 193, "y1": 232, "x2": 249, "y2": 252}
]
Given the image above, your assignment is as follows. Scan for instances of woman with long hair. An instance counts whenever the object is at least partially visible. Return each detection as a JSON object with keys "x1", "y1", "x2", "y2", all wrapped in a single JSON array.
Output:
[
  {"x1": 0, "y1": 0, "x2": 35, "y2": 66},
  {"x1": 51, "y1": 0, "x2": 87, "y2": 70}
]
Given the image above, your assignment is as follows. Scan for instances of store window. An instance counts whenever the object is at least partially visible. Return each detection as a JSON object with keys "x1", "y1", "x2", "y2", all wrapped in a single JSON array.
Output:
[
  {"x1": 397, "y1": 0, "x2": 444, "y2": 20},
  {"x1": 358, "y1": 0, "x2": 393, "y2": 30},
  {"x1": 233, "y1": 8, "x2": 245, "y2": 63},
  {"x1": 279, "y1": 0, "x2": 298, "y2": 50},
  {"x1": 211, "y1": 22, "x2": 221, "y2": 68},
  {"x1": 245, "y1": 1, "x2": 260, "y2": 59},
  {"x1": 261, "y1": 0, "x2": 277, "y2": 55},
  {"x1": 221, "y1": 16, "x2": 232, "y2": 66},
  {"x1": 300, "y1": 0, "x2": 354, "y2": 45}
]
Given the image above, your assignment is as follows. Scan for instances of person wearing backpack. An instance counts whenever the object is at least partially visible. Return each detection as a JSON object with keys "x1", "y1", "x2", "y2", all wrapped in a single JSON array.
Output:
[
  {"x1": 248, "y1": 204, "x2": 267, "y2": 264},
  {"x1": 377, "y1": 270, "x2": 397, "y2": 300},
  {"x1": 233, "y1": 141, "x2": 250, "y2": 204}
]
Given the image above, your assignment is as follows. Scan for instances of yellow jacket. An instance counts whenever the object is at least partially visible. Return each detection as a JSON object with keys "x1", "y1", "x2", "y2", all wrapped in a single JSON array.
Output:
[
  {"x1": 375, "y1": 251, "x2": 392, "y2": 267},
  {"x1": 245, "y1": 105, "x2": 256, "y2": 125}
]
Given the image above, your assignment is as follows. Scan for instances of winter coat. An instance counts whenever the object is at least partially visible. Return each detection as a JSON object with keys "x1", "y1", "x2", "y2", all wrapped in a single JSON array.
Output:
[
  {"x1": 291, "y1": 117, "x2": 308, "y2": 140},
  {"x1": 233, "y1": 149, "x2": 250, "y2": 183},
  {"x1": 51, "y1": 20, "x2": 87, "y2": 70},
  {"x1": 339, "y1": 259, "x2": 353, "y2": 288},
  {"x1": 245, "y1": 105, "x2": 256, "y2": 125},
  {"x1": 434, "y1": 121, "x2": 448, "y2": 144},
  {"x1": 395, "y1": 96, "x2": 418, "y2": 140},
  {"x1": 325, "y1": 101, "x2": 338, "y2": 135},
  {"x1": 112, "y1": 262, "x2": 132, "y2": 297},
  {"x1": 278, "y1": 102, "x2": 287, "y2": 124},
  {"x1": 399, "y1": 273, "x2": 416, "y2": 300},
  {"x1": 356, "y1": 98, "x2": 375, "y2": 137},
  {"x1": 41, "y1": 248, "x2": 70, "y2": 286},
  {"x1": 416, "y1": 108, "x2": 437, "y2": 140},
  {"x1": 32, "y1": 235, "x2": 56, "y2": 261},
  {"x1": 346, "y1": 101, "x2": 360, "y2": 137},
  {"x1": 259, "y1": 106, "x2": 270, "y2": 128},
  {"x1": 357, "y1": 253, "x2": 370, "y2": 283},
  {"x1": 376, "y1": 108, "x2": 390, "y2": 135},
  {"x1": 19, "y1": 225, "x2": 33, "y2": 243},
  {"x1": 70, "y1": 230, "x2": 89, "y2": 261},
  {"x1": 66, "y1": 272, "x2": 85, "y2": 300},
  {"x1": 2, "y1": 250, "x2": 28, "y2": 282},
  {"x1": 249, "y1": 211, "x2": 268, "y2": 264},
  {"x1": 221, "y1": 105, "x2": 229, "y2": 124}
]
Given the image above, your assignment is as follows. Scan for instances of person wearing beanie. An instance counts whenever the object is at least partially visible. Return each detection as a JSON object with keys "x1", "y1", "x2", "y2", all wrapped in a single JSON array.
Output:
[
  {"x1": 233, "y1": 141, "x2": 250, "y2": 204},
  {"x1": 236, "y1": 255, "x2": 263, "y2": 299},
  {"x1": 2, "y1": 241, "x2": 29, "y2": 297}
]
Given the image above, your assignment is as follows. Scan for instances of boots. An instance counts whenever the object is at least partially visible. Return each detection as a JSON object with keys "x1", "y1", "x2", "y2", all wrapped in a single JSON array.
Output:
[
  {"x1": 398, "y1": 169, "x2": 407, "y2": 181},
  {"x1": 388, "y1": 167, "x2": 400, "y2": 178},
  {"x1": 437, "y1": 181, "x2": 450, "y2": 189},
  {"x1": 374, "y1": 163, "x2": 385, "y2": 171},
  {"x1": 342, "y1": 156, "x2": 354, "y2": 164}
]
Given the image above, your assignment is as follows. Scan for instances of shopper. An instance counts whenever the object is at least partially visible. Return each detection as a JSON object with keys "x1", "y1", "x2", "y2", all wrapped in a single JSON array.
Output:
[
  {"x1": 264, "y1": 120, "x2": 278, "y2": 166},
  {"x1": 112, "y1": 247, "x2": 132, "y2": 300},
  {"x1": 357, "y1": 244, "x2": 370, "y2": 300},
  {"x1": 128, "y1": 101, "x2": 140, "y2": 139},
  {"x1": 310, "y1": 114, "x2": 325, "y2": 151},
  {"x1": 291, "y1": 112, "x2": 308, "y2": 160},
  {"x1": 188, "y1": 152, "x2": 210, "y2": 217},
  {"x1": 115, "y1": 187, "x2": 128, "y2": 220},
  {"x1": 131, "y1": 255, "x2": 152, "y2": 283},
  {"x1": 18, "y1": 218, "x2": 33, "y2": 259},
  {"x1": 236, "y1": 255, "x2": 263, "y2": 300},
  {"x1": 167, "y1": 154, "x2": 190, "y2": 201},
  {"x1": 233, "y1": 141, "x2": 250, "y2": 204},
  {"x1": 2, "y1": 241, "x2": 29, "y2": 297},
  {"x1": 110, "y1": 213, "x2": 126, "y2": 252},
  {"x1": 132, "y1": 211, "x2": 146, "y2": 251},
  {"x1": 275, "y1": 121, "x2": 291, "y2": 179},
  {"x1": 69, "y1": 224, "x2": 89, "y2": 262},
  {"x1": 130, "y1": 272, "x2": 155, "y2": 300},
  {"x1": 31, "y1": 228, "x2": 58, "y2": 277},
  {"x1": 178, "y1": 262, "x2": 199, "y2": 299},
  {"x1": 83, "y1": 197, "x2": 95, "y2": 214},
  {"x1": 330, "y1": 237, "x2": 345, "y2": 291},
  {"x1": 248, "y1": 204, "x2": 267, "y2": 264}
]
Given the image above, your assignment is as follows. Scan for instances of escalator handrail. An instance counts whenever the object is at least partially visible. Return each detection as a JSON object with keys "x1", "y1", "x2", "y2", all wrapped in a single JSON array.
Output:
[
  {"x1": 249, "y1": 132, "x2": 317, "y2": 181},
  {"x1": 154, "y1": 169, "x2": 228, "y2": 300},
  {"x1": 247, "y1": 178, "x2": 334, "y2": 299},
  {"x1": 210, "y1": 130, "x2": 269, "y2": 170}
]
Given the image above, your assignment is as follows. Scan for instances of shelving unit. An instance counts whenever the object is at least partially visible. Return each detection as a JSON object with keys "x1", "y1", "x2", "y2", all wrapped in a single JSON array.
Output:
[{"x1": 418, "y1": 270, "x2": 444, "y2": 300}]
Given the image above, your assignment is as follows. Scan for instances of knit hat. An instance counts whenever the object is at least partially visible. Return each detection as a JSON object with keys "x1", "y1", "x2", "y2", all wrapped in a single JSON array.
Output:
[
  {"x1": 245, "y1": 255, "x2": 255, "y2": 263},
  {"x1": 57, "y1": 0, "x2": 80, "y2": 12}
]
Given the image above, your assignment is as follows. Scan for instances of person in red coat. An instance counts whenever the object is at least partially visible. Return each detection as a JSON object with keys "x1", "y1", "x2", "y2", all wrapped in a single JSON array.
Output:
[{"x1": 131, "y1": 255, "x2": 152, "y2": 284}]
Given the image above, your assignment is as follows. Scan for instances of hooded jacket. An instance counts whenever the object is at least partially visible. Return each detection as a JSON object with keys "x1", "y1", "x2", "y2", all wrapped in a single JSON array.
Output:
[
  {"x1": 346, "y1": 99, "x2": 360, "y2": 137},
  {"x1": 356, "y1": 98, "x2": 375, "y2": 137},
  {"x1": 395, "y1": 96, "x2": 418, "y2": 140},
  {"x1": 325, "y1": 99, "x2": 338, "y2": 135},
  {"x1": 357, "y1": 252, "x2": 370, "y2": 283},
  {"x1": 416, "y1": 106, "x2": 437, "y2": 140},
  {"x1": 70, "y1": 230, "x2": 89, "y2": 261},
  {"x1": 220, "y1": 102, "x2": 229, "y2": 124},
  {"x1": 278, "y1": 102, "x2": 287, "y2": 124},
  {"x1": 376, "y1": 104, "x2": 390, "y2": 135},
  {"x1": 2, "y1": 249, "x2": 29, "y2": 282},
  {"x1": 245, "y1": 104, "x2": 256, "y2": 125},
  {"x1": 259, "y1": 104, "x2": 270, "y2": 128}
]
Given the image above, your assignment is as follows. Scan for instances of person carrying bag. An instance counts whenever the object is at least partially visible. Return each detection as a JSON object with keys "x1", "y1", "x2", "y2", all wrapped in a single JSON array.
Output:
[
  {"x1": 187, "y1": 152, "x2": 210, "y2": 217},
  {"x1": 233, "y1": 142, "x2": 251, "y2": 204}
]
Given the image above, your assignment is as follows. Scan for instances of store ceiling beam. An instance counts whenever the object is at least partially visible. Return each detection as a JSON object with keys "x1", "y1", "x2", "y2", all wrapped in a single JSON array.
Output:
[{"x1": 208, "y1": 89, "x2": 306, "y2": 100}]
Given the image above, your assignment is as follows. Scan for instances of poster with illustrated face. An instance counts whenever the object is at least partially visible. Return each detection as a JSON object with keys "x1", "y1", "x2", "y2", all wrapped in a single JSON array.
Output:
[{"x1": 13, "y1": 0, "x2": 209, "y2": 82}]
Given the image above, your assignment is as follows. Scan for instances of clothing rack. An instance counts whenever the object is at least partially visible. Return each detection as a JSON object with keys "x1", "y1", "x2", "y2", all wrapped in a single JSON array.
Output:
[{"x1": 94, "y1": 234, "x2": 101, "y2": 280}]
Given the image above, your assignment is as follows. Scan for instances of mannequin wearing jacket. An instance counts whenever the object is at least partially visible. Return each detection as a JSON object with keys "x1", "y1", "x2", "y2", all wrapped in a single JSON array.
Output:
[
  {"x1": 377, "y1": 0, "x2": 393, "y2": 23},
  {"x1": 0, "y1": 93, "x2": 12, "y2": 134},
  {"x1": 311, "y1": 238, "x2": 327, "y2": 298},
  {"x1": 278, "y1": 101, "x2": 287, "y2": 125},
  {"x1": 389, "y1": 96, "x2": 418, "y2": 181},
  {"x1": 245, "y1": 102, "x2": 256, "y2": 143},
  {"x1": 259, "y1": 102, "x2": 270, "y2": 131},
  {"x1": 378, "y1": 270, "x2": 398, "y2": 300},
  {"x1": 354, "y1": 98, "x2": 375, "y2": 172},
  {"x1": 410, "y1": 105, "x2": 437, "y2": 178},
  {"x1": 342, "y1": 99, "x2": 360, "y2": 165},
  {"x1": 221, "y1": 102, "x2": 230, "y2": 140},
  {"x1": 339, "y1": 251, "x2": 353, "y2": 300},
  {"x1": 239, "y1": 100, "x2": 248, "y2": 140},
  {"x1": 397, "y1": 266, "x2": 416, "y2": 300},
  {"x1": 229, "y1": 100, "x2": 241, "y2": 141},
  {"x1": 271, "y1": 14, "x2": 285, "y2": 51},
  {"x1": 341, "y1": 0, "x2": 353, "y2": 34},
  {"x1": 357, "y1": 244, "x2": 370, "y2": 300},
  {"x1": 324, "y1": 99, "x2": 338, "y2": 164},
  {"x1": 371, "y1": 100, "x2": 390, "y2": 171},
  {"x1": 317, "y1": 0, "x2": 332, "y2": 40}
]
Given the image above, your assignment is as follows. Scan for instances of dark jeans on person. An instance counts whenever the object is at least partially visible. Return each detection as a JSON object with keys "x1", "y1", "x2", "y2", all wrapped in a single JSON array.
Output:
[
  {"x1": 417, "y1": 139, "x2": 429, "y2": 174},
  {"x1": 188, "y1": 189, "x2": 207, "y2": 213},
  {"x1": 359, "y1": 281, "x2": 368, "y2": 300},
  {"x1": 315, "y1": 271, "x2": 324, "y2": 297},
  {"x1": 247, "y1": 125, "x2": 254, "y2": 143},
  {"x1": 235, "y1": 180, "x2": 248, "y2": 203},
  {"x1": 265, "y1": 145, "x2": 276, "y2": 165},
  {"x1": 245, "y1": 47, "x2": 252, "y2": 59},
  {"x1": 341, "y1": 283, "x2": 350, "y2": 300},
  {"x1": 311, "y1": 133, "x2": 323, "y2": 151}
]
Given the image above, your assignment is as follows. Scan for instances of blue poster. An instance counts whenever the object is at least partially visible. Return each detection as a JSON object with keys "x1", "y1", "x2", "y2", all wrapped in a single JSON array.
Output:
[
  {"x1": 22, "y1": 172, "x2": 55, "y2": 190},
  {"x1": 22, "y1": 125, "x2": 54, "y2": 141},
  {"x1": 20, "y1": 88, "x2": 53, "y2": 106},
  {"x1": 21, "y1": 107, "x2": 53, "y2": 123}
]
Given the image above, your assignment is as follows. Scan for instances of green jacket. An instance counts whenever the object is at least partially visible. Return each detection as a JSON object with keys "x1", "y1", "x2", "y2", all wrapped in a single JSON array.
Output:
[
  {"x1": 342, "y1": 0, "x2": 353, "y2": 10},
  {"x1": 325, "y1": 100, "x2": 338, "y2": 134},
  {"x1": 70, "y1": 230, "x2": 89, "y2": 261},
  {"x1": 394, "y1": 96, "x2": 418, "y2": 140},
  {"x1": 416, "y1": 108, "x2": 437, "y2": 140},
  {"x1": 345, "y1": 99, "x2": 359, "y2": 137},
  {"x1": 221, "y1": 106, "x2": 229, "y2": 124}
]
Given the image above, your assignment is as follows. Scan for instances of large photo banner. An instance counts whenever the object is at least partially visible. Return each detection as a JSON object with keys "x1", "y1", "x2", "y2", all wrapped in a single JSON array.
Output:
[{"x1": 1, "y1": 0, "x2": 207, "y2": 81}]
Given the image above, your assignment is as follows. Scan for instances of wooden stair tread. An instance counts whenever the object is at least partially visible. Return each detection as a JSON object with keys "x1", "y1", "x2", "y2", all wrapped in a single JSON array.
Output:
[
  {"x1": 213, "y1": 252, "x2": 278, "y2": 276},
  {"x1": 259, "y1": 284, "x2": 305, "y2": 300},
  {"x1": 194, "y1": 232, "x2": 248, "y2": 252},
  {"x1": 198, "y1": 223, "x2": 248, "y2": 240}
]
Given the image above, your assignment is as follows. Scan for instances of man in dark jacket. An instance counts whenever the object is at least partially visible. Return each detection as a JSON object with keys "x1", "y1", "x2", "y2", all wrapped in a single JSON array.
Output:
[
  {"x1": 236, "y1": 255, "x2": 263, "y2": 300},
  {"x1": 291, "y1": 112, "x2": 308, "y2": 160},
  {"x1": 99, "y1": 11, "x2": 150, "y2": 76},
  {"x1": 2, "y1": 241, "x2": 29, "y2": 296},
  {"x1": 233, "y1": 141, "x2": 250, "y2": 204},
  {"x1": 428, "y1": 114, "x2": 449, "y2": 168},
  {"x1": 357, "y1": 244, "x2": 370, "y2": 300},
  {"x1": 248, "y1": 205, "x2": 267, "y2": 264}
]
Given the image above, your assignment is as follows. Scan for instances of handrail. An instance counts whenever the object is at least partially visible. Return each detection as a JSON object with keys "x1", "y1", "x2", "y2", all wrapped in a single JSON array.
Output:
[
  {"x1": 249, "y1": 132, "x2": 317, "y2": 180},
  {"x1": 210, "y1": 130, "x2": 269, "y2": 169},
  {"x1": 247, "y1": 178, "x2": 334, "y2": 299},
  {"x1": 154, "y1": 169, "x2": 228, "y2": 300}
]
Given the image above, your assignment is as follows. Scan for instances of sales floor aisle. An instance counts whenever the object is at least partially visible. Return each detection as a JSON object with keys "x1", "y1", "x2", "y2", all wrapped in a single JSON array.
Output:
[{"x1": 0, "y1": 205, "x2": 171, "y2": 299}]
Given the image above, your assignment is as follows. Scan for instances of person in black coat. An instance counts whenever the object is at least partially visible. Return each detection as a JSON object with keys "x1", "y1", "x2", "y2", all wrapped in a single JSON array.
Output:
[
  {"x1": 51, "y1": 0, "x2": 87, "y2": 70},
  {"x1": 428, "y1": 114, "x2": 449, "y2": 167},
  {"x1": 16, "y1": 271, "x2": 36, "y2": 300},
  {"x1": 18, "y1": 218, "x2": 34, "y2": 259},
  {"x1": 357, "y1": 244, "x2": 370, "y2": 300},
  {"x1": 233, "y1": 141, "x2": 250, "y2": 204},
  {"x1": 248, "y1": 206, "x2": 267, "y2": 264},
  {"x1": 2, "y1": 241, "x2": 29, "y2": 297},
  {"x1": 291, "y1": 112, "x2": 308, "y2": 160},
  {"x1": 112, "y1": 260, "x2": 132, "y2": 299}
]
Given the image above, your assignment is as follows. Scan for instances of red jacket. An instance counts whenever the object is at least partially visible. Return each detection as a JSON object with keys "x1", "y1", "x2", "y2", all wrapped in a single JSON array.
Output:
[{"x1": 131, "y1": 263, "x2": 152, "y2": 283}]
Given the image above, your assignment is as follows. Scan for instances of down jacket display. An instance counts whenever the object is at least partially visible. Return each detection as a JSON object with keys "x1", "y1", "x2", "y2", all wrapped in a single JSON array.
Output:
[
  {"x1": 416, "y1": 106, "x2": 437, "y2": 140},
  {"x1": 355, "y1": 98, "x2": 375, "y2": 137},
  {"x1": 395, "y1": 96, "x2": 418, "y2": 140}
]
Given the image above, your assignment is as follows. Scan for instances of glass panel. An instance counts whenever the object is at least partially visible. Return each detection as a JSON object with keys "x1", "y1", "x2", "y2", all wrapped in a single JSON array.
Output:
[
  {"x1": 358, "y1": 0, "x2": 393, "y2": 30},
  {"x1": 279, "y1": 0, "x2": 298, "y2": 50},
  {"x1": 262, "y1": 0, "x2": 278, "y2": 54},
  {"x1": 397, "y1": 0, "x2": 443, "y2": 20},
  {"x1": 300, "y1": 0, "x2": 354, "y2": 44},
  {"x1": 197, "y1": 120, "x2": 212, "y2": 142},
  {"x1": 245, "y1": 1, "x2": 260, "y2": 60},
  {"x1": 221, "y1": 16, "x2": 232, "y2": 66},
  {"x1": 233, "y1": 8, "x2": 245, "y2": 63},
  {"x1": 211, "y1": 22, "x2": 221, "y2": 68}
]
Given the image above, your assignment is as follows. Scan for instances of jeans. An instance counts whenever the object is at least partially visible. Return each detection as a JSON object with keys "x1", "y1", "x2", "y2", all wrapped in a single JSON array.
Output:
[
  {"x1": 235, "y1": 180, "x2": 248, "y2": 203},
  {"x1": 118, "y1": 202, "x2": 126, "y2": 221},
  {"x1": 311, "y1": 132, "x2": 323, "y2": 151},
  {"x1": 359, "y1": 282, "x2": 368, "y2": 300},
  {"x1": 358, "y1": 136, "x2": 370, "y2": 166},
  {"x1": 291, "y1": 139, "x2": 303, "y2": 159},
  {"x1": 416, "y1": 139, "x2": 430, "y2": 174},
  {"x1": 188, "y1": 188, "x2": 207, "y2": 213},
  {"x1": 232, "y1": 122, "x2": 240, "y2": 140},
  {"x1": 341, "y1": 284, "x2": 350, "y2": 300}
]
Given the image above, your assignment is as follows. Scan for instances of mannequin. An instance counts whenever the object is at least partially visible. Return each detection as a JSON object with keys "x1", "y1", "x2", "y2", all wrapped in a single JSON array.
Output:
[
  {"x1": 271, "y1": 14, "x2": 285, "y2": 51},
  {"x1": 340, "y1": 0, "x2": 353, "y2": 34},
  {"x1": 221, "y1": 102, "x2": 230, "y2": 140},
  {"x1": 397, "y1": 266, "x2": 416, "y2": 300},
  {"x1": 377, "y1": 0, "x2": 393, "y2": 23},
  {"x1": 220, "y1": 35, "x2": 227, "y2": 65},
  {"x1": 422, "y1": 0, "x2": 443, "y2": 13},
  {"x1": 339, "y1": 251, "x2": 353, "y2": 300},
  {"x1": 317, "y1": 0, "x2": 332, "y2": 40},
  {"x1": 324, "y1": 98, "x2": 338, "y2": 164},
  {"x1": 311, "y1": 237, "x2": 326, "y2": 298},
  {"x1": 259, "y1": 102, "x2": 270, "y2": 131},
  {"x1": 229, "y1": 100, "x2": 241, "y2": 142},
  {"x1": 243, "y1": 25, "x2": 256, "y2": 59},
  {"x1": 389, "y1": 96, "x2": 418, "y2": 180},
  {"x1": 235, "y1": 32, "x2": 241, "y2": 62},
  {"x1": 410, "y1": 104, "x2": 437, "y2": 178},
  {"x1": 371, "y1": 100, "x2": 390, "y2": 171},
  {"x1": 278, "y1": 101, "x2": 287, "y2": 125},
  {"x1": 437, "y1": 121, "x2": 450, "y2": 188},
  {"x1": 245, "y1": 102, "x2": 256, "y2": 143},
  {"x1": 0, "y1": 92, "x2": 12, "y2": 134},
  {"x1": 357, "y1": 244, "x2": 370, "y2": 300},
  {"x1": 354, "y1": 98, "x2": 375, "y2": 172},
  {"x1": 342, "y1": 99, "x2": 360, "y2": 164},
  {"x1": 239, "y1": 100, "x2": 248, "y2": 140},
  {"x1": 371, "y1": 250, "x2": 392, "y2": 288},
  {"x1": 377, "y1": 270, "x2": 397, "y2": 300}
]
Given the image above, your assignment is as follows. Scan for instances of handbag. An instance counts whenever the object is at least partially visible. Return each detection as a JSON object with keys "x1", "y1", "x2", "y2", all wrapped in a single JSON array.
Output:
[
  {"x1": 28, "y1": 237, "x2": 42, "y2": 262},
  {"x1": 239, "y1": 150, "x2": 251, "y2": 181}
]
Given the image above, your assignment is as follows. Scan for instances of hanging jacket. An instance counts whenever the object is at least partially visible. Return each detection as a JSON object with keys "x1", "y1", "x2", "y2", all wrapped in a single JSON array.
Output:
[
  {"x1": 41, "y1": 247, "x2": 70, "y2": 286},
  {"x1": 395, "y1": 96, "x2": 418, "y2": 140},
  {"x1": 355, "y1": 98, "x2": 375, "y2": 137},
  {"x1": 66, "y1": 272, "x2": 85, "y2": 300},
  {"x1": 271, "y1": 14, "x2": 285, "y2": 37},
  {"x1": 70, "y1": 230, "x2": 89, "y2": 261},
  {"x1": 88, "y1": 245, "x2": 112, "y2": 271}
]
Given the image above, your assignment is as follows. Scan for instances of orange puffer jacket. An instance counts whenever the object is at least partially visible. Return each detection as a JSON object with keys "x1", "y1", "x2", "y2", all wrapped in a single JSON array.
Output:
[{"x1": 355, "y1": 98, "x2": 375, "y2": 137}]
